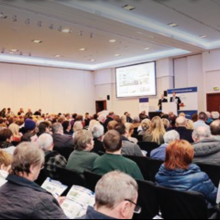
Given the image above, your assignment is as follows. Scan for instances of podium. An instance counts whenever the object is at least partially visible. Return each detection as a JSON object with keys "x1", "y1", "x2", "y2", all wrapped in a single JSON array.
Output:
[{"x1": 162, "y1": 103, "x2": 178, "y2": 115}]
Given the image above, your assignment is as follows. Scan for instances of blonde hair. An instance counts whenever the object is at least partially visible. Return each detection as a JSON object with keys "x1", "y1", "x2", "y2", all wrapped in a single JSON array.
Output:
[
  {"x1": 73, "y1": 121, "x2": 83, "y2": 132},
  {"x1": 147, "y1": 116, "x2": 165, "y2": 143},
  {"x1": 0, "y1": 150, "x2": 12, "y2": 168},
  {"x1": 141, "y1": 119, "x2": 151, "y2": 131},
  {"x1": 125, "y1": 123, "x2": 134, "y2": 136},
  {"x1": 179, "y1": 112, "x2": 186, "y2": 118},
  {"x1": 107, "y1": 121, "x2": 118, "y2": 131},
  {"x1": 9, "y1": 123, "x2": 20, "y2": 136},
  {"x1": 162, "y1": 119, "x2": 170, "y2": 130},
  {"x1": 186, "y1": 120, "x2": 194, "y2": 130}
]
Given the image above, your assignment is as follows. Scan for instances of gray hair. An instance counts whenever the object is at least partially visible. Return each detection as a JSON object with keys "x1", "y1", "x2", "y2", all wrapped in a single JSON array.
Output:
[
  {"x1": 37, "y1": 133, "x2": 53, "y2": 151},
  {"x1": 193, "y1": 126, "x2": 212, "y2": 141},
  {"x1": 73, "y1": 121, "x2": 83, "y2": 132},
  {"x1": 211, "y1": 111, "x2": 220, "y2": 120},
  {"x1": 52, "y1": 122, "x2": 63, "y2": 134},
  {"x1": 176, "y1": 116, "x2": 186, "y2": 127},
  {"x1": 92, "y1": 124, "x2": 104, "y2": 139},
  {"x1": 73, "y1": 130, "x2": 93, "y2": 151},
  {"x1": 95, "y1": 171, "x2": 138, "y2": 210},
  {"x1": 164, "y1": 130, "x2": 180, "y2": 144}
]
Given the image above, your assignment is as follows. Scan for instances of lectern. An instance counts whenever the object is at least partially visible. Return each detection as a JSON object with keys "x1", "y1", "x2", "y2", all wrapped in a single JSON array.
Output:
[{"x1": 162, "y1": 103, "x2": 178, "y2": 115}]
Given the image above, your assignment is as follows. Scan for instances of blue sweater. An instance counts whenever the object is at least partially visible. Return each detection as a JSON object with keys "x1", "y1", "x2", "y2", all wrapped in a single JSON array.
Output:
[{"x1": 155, "y1": 164, "x2": 217, "y2": 205}]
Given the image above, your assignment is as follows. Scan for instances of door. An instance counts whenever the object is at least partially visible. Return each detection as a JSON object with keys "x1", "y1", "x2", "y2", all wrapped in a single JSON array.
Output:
[
  {"x1": 96, "y1": 101, "x2": 107, "y2": 113},
  {"x1": 207, "y1": 93, "x2": 220, "y2": 113}
]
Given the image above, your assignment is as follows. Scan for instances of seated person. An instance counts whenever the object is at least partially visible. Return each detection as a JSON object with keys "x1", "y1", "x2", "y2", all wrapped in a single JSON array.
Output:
[
  {"x1": 125, "y1": 123, "x2": 138, "y2": 144},
  {"x1": 91, "y1": 124, "x2": 105, "y2": 154},
  {"x1": 138, "y1": 119, "x2": 151, "y2": 137},
  {"x1": 8, "y1": 123, "x2": 22, "y2": 143},
  {"x1": 0, "y1": 129, "x2": 16, "y2": 155},
  {"x1": 151, "y1": 130, "x2": 180, "y2": 161},
  {"x1": 0, "y1": 150, "x2": 12, "y2": 187},
  {"x1": 37, "y1": 122, "x2": 51, "y2": 137},
  {"x1": 155, "y1": 140, "x2": 217, "y2": 205},
  {"x1": 66, "y1": 130, "x2": 99, "y2": 178},
  {"x1": 193, "y1": 126, "x2": 220, "y2": 165},
  {"x1": 93, "y1": 130, "x2": 144, "y2": 181},
  {"x1": 37, "y1": 134, "x2": 67, "y2": 180},
  {"x1": 210, "y1": 120, "x2": 220, "y2": 141},
  {"x1": 143, "y1": 116, "x2": 165, "y2": 145},
  {"x1": 21, "y1": 119, "x2": 37, "y2": 142},
  {"x1": 114, "y1": 123, "x2": 143, "y2": 157},
  {"x1": 82, "y1": 171, "x2": 139, "y2": 219},
  {"x1": 0, "y1": 142, "x2": 67, "y2": 219},
  {"x1": 52, "y1": 122, "x2": 74, "y2": 148}
]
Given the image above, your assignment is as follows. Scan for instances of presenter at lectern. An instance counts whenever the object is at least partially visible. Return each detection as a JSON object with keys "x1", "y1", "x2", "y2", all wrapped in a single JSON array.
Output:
[
  {"x1": 158, "y1": 95, "x2": 168, "y2": 110},
  {"x1": 170, "y1": 92, "x2": 182, "y2": 111}
]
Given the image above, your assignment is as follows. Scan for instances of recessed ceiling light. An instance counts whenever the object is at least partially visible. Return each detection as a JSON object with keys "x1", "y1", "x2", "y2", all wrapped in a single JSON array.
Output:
[
  {"x1": 79, "y1": 48, "x2": 86, "y2": 51},
  {"x1": 109, "y1": 39, "x2": 117, "y2": 43},
  {"x1": 200, "y1": 35, "x2": 207, "y2": 39},
  {"x1": 168, "y1": 23, "x2": 178, "y2": 27},
  {"x1": 115, "y1": 54, "x2": 121, "y2": 57},
  {"x1": 62, "y1": 28, "x2": 71, "y2": 33},
  {"x1": 32, "y1": 40, "x2": 43, "y2": 44},
  {"x1": 11, "y1": 49, "x2": 18, "y2": 52},
  {"x1": 123, "y1": 5, "x2": 135, "y2": 11},
  {"x1": 144, "y1": 47, "x2": 150, "y2": 50}
]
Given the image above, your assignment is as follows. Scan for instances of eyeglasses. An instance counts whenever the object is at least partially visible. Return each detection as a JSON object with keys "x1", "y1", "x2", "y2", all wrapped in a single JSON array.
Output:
[{"x1": 125, "y1": 199, "x2": 142, "y2": 214}]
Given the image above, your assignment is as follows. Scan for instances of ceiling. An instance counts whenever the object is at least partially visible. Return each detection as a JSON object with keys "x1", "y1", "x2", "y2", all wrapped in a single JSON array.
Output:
[{"x1": 0, "y1": 0, "x2": 219, "y2": 70}]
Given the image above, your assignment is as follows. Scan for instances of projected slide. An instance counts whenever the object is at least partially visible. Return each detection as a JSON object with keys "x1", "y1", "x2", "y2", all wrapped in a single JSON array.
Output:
[{"x1": 116, "y1": 62, "x2": 156, "y2": 98}]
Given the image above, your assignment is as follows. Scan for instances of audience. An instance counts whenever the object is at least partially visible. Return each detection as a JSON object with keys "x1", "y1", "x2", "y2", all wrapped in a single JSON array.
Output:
[
  {"x1": 139, "y1": 111, "x2": 148, "y2": 121},
  {"x1": 104, "y1": 112, "x2": 115, "y2": 132},
  {"x1": 186, "y1": 119, "x2": 194, "y2": 130},
  {"x1": 73, "y1": 121, "x2": 83, "y2": 133},
  {"x1": 37, "y1": 134, "x2": 67, "y2": 180},
  {"x1": 156, "y1": 140, "x2": 217, "y2": 205},
  {"x1": 143, "y1": 116, "x2": 165, "y2": 145},
  {"x1": 193, "y1": 126, "x2": 220, "y2": 165},
  {"x1": 62, "y1": 121, "x2": 72, "y2": 135},
  {"x1": 21, "y1": 119, "x2": 37, "y2": 142},
  {"x1": 150, "y1": 130, "x2": 180, "y2": 161},
  {"x1": 174, "y1": 116, "x2": 194, "y2": 143},
  {"x1": 114, "y1": 123, "x2": 143, "y2": 157},
  {"x1": 67, "y1": 130, "x2": 99, "y2": 178},
  {"x1": 193, "y1": 112, "x2": 210, "y2": 129},
  {"x1": 37, "y1": 121, "x2": 51, "y2": 137},
  {"x1": 0, "y1": 142, "x2": 67, "y2": 219},
  {"x1": 211, "y1": 111, "x2": 220, "y2": 121},
  {"x1": 107, "y1": 120, "x2": 118, "y2": 131},
  {"x1": 206, "y1": 111, "x2": 213, "y2": 125},
  {"x1": 138, "y1": 119, "x2": 151, "y2": 137},
  {"x1": 0, "y1": 150, "x2": 12, "y2": 187},
  {"x1": 9, "y1": 123, "x2": 22, "y2": 143},
  {"x1": 125, "y1": 123, "x2": 138, "y2": 144},
  {"x1": 210, "y1": 120, "x2": 220, "y2": 140},
  {"x1": 162, "y1": 118, "x2": 170, "y2": 130},
  {"x1": 52, "y1": 122, "x2": 74, "y2": 148},
  {"x1": 0, "y1": 129, "x2": 14, "y2": 149},
  {"x1": 82, "y1": 171, "x2": 139, "y2": 219},
  {"x1": 91, "y1": 124, "x2": 105, "y2": 154},
  {"x1": 93, "y1": 130, "x2": 144, "y2": 180}
]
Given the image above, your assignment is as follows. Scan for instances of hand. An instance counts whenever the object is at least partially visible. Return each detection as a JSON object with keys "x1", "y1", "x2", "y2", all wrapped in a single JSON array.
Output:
[{"x1": 57, "y1": 197, "x2": 66, "y2": 205}]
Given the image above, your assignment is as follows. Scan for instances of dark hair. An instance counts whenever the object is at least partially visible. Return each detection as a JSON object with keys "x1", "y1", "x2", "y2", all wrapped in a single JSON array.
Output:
[
  {"x1": 192, "y1": 113, "x2": 198, "y2": 122},
  {"x1": 39, "y1": 122, "x2": 50, "y2": 134},
  {"x1": 0, "y1": 129, "x2": 13, "y2": 142},
  {"x1": 114, "y1": 123, "x2": 126, "y2": 135},
  {"x1": 210, "y1": 120, "x2": 220, "y2": 135},
  {"x1": 198, "y1": 112, "x2": 207, "y2": 121},
  {"x1": 104, "y1": 130, "x2": 122, "y2": 152},
  {"x1": 62, "y1": 121, "x2": 70, "y2": 131}
]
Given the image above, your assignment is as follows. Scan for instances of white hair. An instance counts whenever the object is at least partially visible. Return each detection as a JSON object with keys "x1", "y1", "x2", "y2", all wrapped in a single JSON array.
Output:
[
  {"x1": 73, "y1": 121, "x2": 83, "y2": 132},
  {"x1": 88, "y1": 120, "x2": 100, "y2": 133},
  {"x1": 211, "y1": 111, "x2": 220, "y2": 120},
  {"x1": 98, "y1": 114, "x2": 106, "y2": 124},
  {"x1": 192, "y1": 126, "x2": 212, "y2": 141},
  {"x1": 206, "y1": 111, "x2": 211, "y2": 118},
  {"x1": 92, "y1": 124, "x2": 104, "y2": 139},
  {"x1": 176, "y1": 116, "x2": 186, "y2": 127},
  {"x1": 164, "y1": 130, "x2": 180, "y2": 144},
  {"x1": 37, "y1": 133, "x2": 53, "y2": 151}
]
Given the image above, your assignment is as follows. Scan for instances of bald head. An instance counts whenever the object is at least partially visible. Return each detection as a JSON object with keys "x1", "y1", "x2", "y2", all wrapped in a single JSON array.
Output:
[
  {"x1": 176, "y1": 116, "x2": 186, "y2": 127},
  {"x1": 192, "y1": 126, "x2": 212, "y2": 142},
  {"x1": 210, "y1": 120, "x2": 220, "y2": 136}
]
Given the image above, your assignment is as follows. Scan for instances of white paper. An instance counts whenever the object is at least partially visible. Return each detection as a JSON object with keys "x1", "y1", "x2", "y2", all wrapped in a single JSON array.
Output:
[{"x1": 216, "y1": 182, "x2": 220, "y2": 204}]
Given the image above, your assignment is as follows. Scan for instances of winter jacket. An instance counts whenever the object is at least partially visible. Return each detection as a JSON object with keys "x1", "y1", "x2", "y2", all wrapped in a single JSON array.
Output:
[
  {"x1": 193, "y1": 139, "x2": 220, "y2": 165},
  {"x1": 155, "y1": 164, "x2": 217, "y2": 205},
  {"x1": 0, "y1": 174, "x2": 67, "y2": 219}
]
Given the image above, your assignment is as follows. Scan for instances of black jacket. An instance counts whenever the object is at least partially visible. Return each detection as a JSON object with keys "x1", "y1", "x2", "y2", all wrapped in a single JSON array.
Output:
[
  {"x1": 52, "y1": 133, "x2": 75, "y2": 148},
  {"x1": 174, "y1": 127, "x2": 194, "y2": 143},
  {"x1": 79, "y1": 206, "x2": 114, "y2": 219},
  {"x1": 91, "y1": 138, "x2": 105, "y2": 154},
  {"x1": 0, "y1": 174, "x2": 67, "y2": 219}
]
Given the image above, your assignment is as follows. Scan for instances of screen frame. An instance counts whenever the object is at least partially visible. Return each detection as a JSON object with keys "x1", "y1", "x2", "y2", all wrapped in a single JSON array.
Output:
[{"x1": 115, "y1": 61, "x2": 157, "y2": 99}]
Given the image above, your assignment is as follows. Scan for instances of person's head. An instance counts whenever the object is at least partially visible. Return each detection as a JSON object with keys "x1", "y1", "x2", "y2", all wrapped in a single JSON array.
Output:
[
  {"x1": 92, "y1": 124, "x2": 104, "y2": 140},
  {"x1": 58, "y1": 116, "x2": 65, "y2": 124},
  {"x1": 192, "y1": 113, "x2": 198, "y2": 122},
  {"x1": 179, "y1": 112, "x2": 186, "y2": 118},
  {"x1": 164, "y1": 130, "x2": 180, "y2": 144},
  {"x1": 104, "y1": 130, "x2": 122, "y2": 153},
  {"x1": 24, "y1": 119, "x2": 36, "y2": 132},
  {"x1": 85, "y1": 113, "x2": 90, "y2": 119},
  {"x1": 198, "y1": 112, "x2": 207, "y2": 122},
  {"x1": 88, "y1": 120, "x2": 100, "y2": 133},
  {"x1": 211, "y1": 111, "x2": 220, "y2": 120},
  {"x1": 125, "y1": 123, "x2": 135, "y2": 137},
  {"x1": 38, "y1": 122, "x2": 50, "y2": 134},
  {"x1": 165, "y1": 140, "x2": 194, "y2": 170},
  {"x1": 186, "y1": 120, "x2": 194, "y2": 130},
  {"x1": 37, "y1": 133, "x2": 54, "y2": 152},
  {"x1": 62, "y1": 121, "x2": 71, "y2": 132},
  {"x1": 73, "y1": 130, "x2": 94, "y2": 152},
  {"x1": 98, "y1": 114, "x2": 106, "y2": 124},
  {"x1": 7, "y1": 108, "x2": 11, "y2": 113},
  {"x1": 0, "y1": 129, "x2": 13, "y2": 143},
  {"x1": 95, "y1": 171, "x2": 139, "y2": 219},
  {"x1": 73, "y1": 121, "x2": 83, "y2": 132},
  {"x1": 162, "y1": 118, "x2": 170, "y2": 130},
  {"x1": 206, "y1": 112, "x2": 211, "y2": 119},
  {"x1": 141, "y1": 119, "x2": 151, "y2": 132},
  {"x1": 161, "y1": 94, "x2": 165, "y2": 99},
  {"x1": 114, "y1": 123, "x2": 127, "y2": 137},
  {"x1": 9, "y1": 123, "x2": 20, "y2": 136},
  {"x1": 109, "y1": 112, "x2": 115, "y2": 119},
  {"x1": 20, "y1": 108, "x2": 24, "y2": 113},
  {"x1": 192, "y1": 126, "x2": 212, "y2": 142},
  {"x1": 210, "y1": 120, "x2": 220, "y2": 136},
  {"x1": 114, "y1": 115, "x2": 122, "y2": 124},
  {"x1": 12, "y1": 142, "x2": 45, "y2": 181},
  {"x1": 0, "y1": 150, "x2": 12, "y2": 172},
  {"x1": 176, "y1": 116, "x2": 187, "y2": 128},
  {"x1": 172, "y1": 92, "x2": 176, "y2": 97},
  {"x1": 107, "y1": 121, "x2": 118, "y2": 131},
  {"x1": 52, "y1": 122, "x2": 63, "y2": 135}
]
